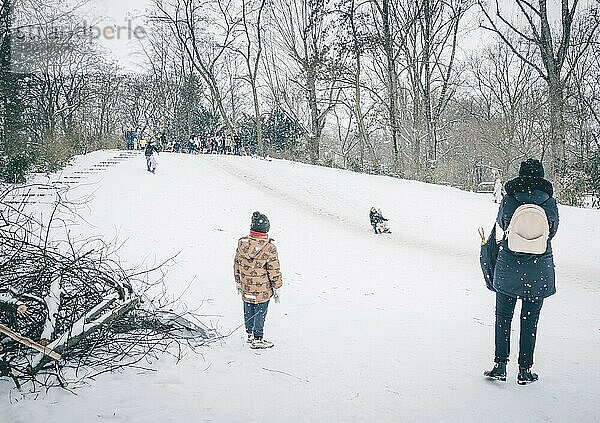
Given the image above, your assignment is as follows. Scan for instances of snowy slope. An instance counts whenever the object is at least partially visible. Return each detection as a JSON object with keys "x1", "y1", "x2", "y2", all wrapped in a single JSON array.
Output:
[{"x1": 3, "y1": 151, "x2": 600, "y2": 423}]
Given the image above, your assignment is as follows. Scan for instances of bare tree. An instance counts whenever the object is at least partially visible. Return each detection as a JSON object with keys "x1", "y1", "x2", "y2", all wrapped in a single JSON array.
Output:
[
  {"x1": 564, "y1": 14, "x2": 600, "y2": 165},
  {"x1": 155, "y1": 0, "x2": 239, "y2": 136},
  {"x1": 335, "y1": 0, "x2": 380, "y2": 171},
  {"x1": 330, "y1": 103, "x2": 360, "y2": 168},
  {"x1": 234, "y1": 0, "x2": 267, "y2": 156},
  {"x1": 386, "y1": 0, "x2": 470, "y2": 179},
  {"x1": 478, "y1": 0, "x2": 600, "y2": 179},
  {"x1": 369, "y1": 0, "x2": 405, "y2": 173},
  {"x1": 269, "y1": 0, "x2": 342, "y2": 164},
  {"x1": 463, "y1": 41, "x2": 547, "y2": 174}
]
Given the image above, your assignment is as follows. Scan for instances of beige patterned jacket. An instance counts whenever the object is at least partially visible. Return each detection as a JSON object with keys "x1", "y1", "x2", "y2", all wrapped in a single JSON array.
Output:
[{"x1": 234, "y1": 236, "x2": 282, "y2": 304}]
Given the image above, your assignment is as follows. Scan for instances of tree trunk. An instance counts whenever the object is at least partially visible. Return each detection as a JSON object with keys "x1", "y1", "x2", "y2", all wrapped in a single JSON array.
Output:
[
  {"x1": 351, "y1": 0, "x2": 374, "y2": 171},
  {"x1": 408, "y1": 4, "x2": 421, "y2": 179},
  {"x1": 548, "y1": 76, "x2": 565, "y2": 179},
  {"x1": 382, "y1": 0, "x2": 401, "y2": 174},
  {"x1": 241, "y1": 0, "x2": 266, "y2": 157},
  {"x1": 252, "y1": 82, "x2": 264, "y2": 157},
  {"x1": 207, "y1": 77, "x2": 233, "y2": 136},
  {"x1": 307, "y1": 67, "x2": 320, "y2": 164},
  {"x1": 422, "y1": 0, "x2": 434, "y2": 164},
  {"x1": 229, "y1": 70, "x2": 236, "y2": 137},
  {"x1": 412, "y1": 88, "x2": 421, "y2": 178}
]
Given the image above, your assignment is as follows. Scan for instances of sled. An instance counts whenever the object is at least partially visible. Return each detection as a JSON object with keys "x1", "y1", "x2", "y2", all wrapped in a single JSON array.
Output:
[{"x1": 150, "y1": 154, "x2": 158, "y2": 173}]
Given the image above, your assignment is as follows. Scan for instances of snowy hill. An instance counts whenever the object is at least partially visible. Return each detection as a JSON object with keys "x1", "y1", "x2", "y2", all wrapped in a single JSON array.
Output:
[{"x1": 4, "y1": 150, "x2": 600, "y2": 422}]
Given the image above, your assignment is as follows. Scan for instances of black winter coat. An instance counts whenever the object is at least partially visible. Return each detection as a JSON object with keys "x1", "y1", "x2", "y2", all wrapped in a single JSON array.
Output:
[
  {"x1": 369, "y1": 210, "x2": 379, "y2": 225},
  {"x1": 145, "y1": 144, "x2": 159, "y2": 157},
  {"x1": 493, "y1": 176, "x2": 559, "y2": 300}
]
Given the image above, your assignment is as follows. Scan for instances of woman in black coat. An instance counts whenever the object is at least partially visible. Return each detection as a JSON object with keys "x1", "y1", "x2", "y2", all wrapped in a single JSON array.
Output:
[{"x1": 484, "y1": 159, "x2": 559, "y2": 385}]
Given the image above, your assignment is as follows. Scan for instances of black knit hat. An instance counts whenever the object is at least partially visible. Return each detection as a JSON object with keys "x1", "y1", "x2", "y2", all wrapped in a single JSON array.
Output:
[
  {"x1": 519, "y1": 158, "x2": 544, "y2": 178},
  {"x1": 250, "y1": 211, "x2": 270, "y2": 233}
]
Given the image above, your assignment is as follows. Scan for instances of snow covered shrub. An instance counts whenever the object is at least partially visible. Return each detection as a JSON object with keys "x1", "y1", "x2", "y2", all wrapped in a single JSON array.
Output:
[{"x1": 38, "y1": 134, "x2": 74, "y2": 173}]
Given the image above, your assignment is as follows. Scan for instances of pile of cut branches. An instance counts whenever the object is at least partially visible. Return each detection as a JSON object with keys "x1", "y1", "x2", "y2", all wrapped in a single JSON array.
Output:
[{"x1": 0, "y1": 184, "x2": 219, "y2": 390}]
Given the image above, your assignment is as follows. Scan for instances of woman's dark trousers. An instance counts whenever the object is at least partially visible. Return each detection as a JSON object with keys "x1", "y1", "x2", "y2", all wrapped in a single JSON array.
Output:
[{"x1": 494, "y1": 292, "x2": 543, "y2": 368}]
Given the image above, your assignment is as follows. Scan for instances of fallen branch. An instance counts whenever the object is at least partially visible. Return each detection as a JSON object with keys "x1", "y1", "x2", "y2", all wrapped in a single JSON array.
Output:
[
  {"x1": 0, "y1": 182, "x2": 221, "y2": 391},
  {"x1": 0, "y1": 324, "x2": 62, "y2": 361},
  {"x1": 31, "y1": 297, "x2": 140, "y2": 374}
]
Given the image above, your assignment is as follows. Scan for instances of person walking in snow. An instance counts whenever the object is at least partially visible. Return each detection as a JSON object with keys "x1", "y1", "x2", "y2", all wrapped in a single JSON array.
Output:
[
  {"x1": 493, "y1": 177, "x2": 503, "y2": 203},
  {"x1": 484, "y1": 159, "x2": 559, "y2": 385},
  {"x1": 234, "y1": 211, "x2": 282, "y2": 349},
  {"x1": 144, "y1": 141, "x2": 160, "y2": 173}
]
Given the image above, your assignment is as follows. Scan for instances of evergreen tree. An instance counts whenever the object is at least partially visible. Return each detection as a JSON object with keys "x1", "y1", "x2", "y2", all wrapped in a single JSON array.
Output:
[
  {"x1": 262, "y1": 108, "x2": 303, "y2": 154},
  {"x1": 0, "y1": 0, "x2": 33, "y2": 182}
]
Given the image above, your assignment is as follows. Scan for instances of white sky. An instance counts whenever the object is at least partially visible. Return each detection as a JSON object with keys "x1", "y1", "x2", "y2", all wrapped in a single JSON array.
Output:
[
  {"x1": 80, "y1": 0, "x2": 153, "y2": 73},
  {"x1": 82, "y1": 0, "x2": 591, "y2": 74}
]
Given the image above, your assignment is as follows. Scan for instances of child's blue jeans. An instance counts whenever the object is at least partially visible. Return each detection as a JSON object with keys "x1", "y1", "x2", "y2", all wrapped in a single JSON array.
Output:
[{"x1": 244, "y1": 300, "x2": 270, "y2": 339}]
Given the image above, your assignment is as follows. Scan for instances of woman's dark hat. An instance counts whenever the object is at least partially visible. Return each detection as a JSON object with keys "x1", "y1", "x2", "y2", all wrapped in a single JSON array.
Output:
[{"x1": 519, "y1": 159, "x2": 544, "y2": 178}]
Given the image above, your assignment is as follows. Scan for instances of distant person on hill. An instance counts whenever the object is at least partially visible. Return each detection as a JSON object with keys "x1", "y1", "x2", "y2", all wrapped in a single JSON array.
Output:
[
  {"x1": 124, "y1": 130, "x2": 133, "y2": 150},
  {"x1": 369, "y1": 207, "x2": 391, "y2": 234},
  {"x1": 224, "y1": 136, "x2": 233, "y2": 154},
  {"x1": 188, "y1": 136, "x2": 199, "y2": 154},
  {"x1": 144, "y1": 141, "x2": 160, "y2": 173},
  {"x1": 493, "y1": 177, "x2": 503, "y2": 203},
  {"x1": 234, "y1": 211, "x2": 282, "y2": 349},
  {"x1": 234, "y1": 136, "x2": 242, "y2": 156},
  {"x1": 484, "y1": 158, "x2": 559, "y2": 385}
]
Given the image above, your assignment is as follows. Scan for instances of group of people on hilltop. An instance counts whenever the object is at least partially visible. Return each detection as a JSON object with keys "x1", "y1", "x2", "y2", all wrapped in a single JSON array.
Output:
[
  {"x1": 124, "y1": 129, "x2": 165, "y2": 152},
  {"x1": 160, "y1": 135, "x2": 243, "y2": 156},
  {"x1": 126, "y1": 129, "x2": 245, "y2": 156},
  {"x1": 234, "y1": 158, "x2": 559, "y2": 388},
  {"x1": 124, "y1": 129, "x2": 145, "y2": 150},
  {"x1": 139, "y1": 134, "x2": 245, "y2": 173}
]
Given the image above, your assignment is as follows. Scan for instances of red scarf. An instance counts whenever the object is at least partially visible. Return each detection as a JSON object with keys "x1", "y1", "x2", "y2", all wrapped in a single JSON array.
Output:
[{"x1": 250, "y1": 230, "x2": 268, "y2": 238}]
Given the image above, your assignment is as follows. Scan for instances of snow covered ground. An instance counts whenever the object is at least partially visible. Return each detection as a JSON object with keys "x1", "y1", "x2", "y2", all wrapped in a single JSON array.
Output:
[{"x1": 3, "y1": 150, "x2": 600, "y2": 422}]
